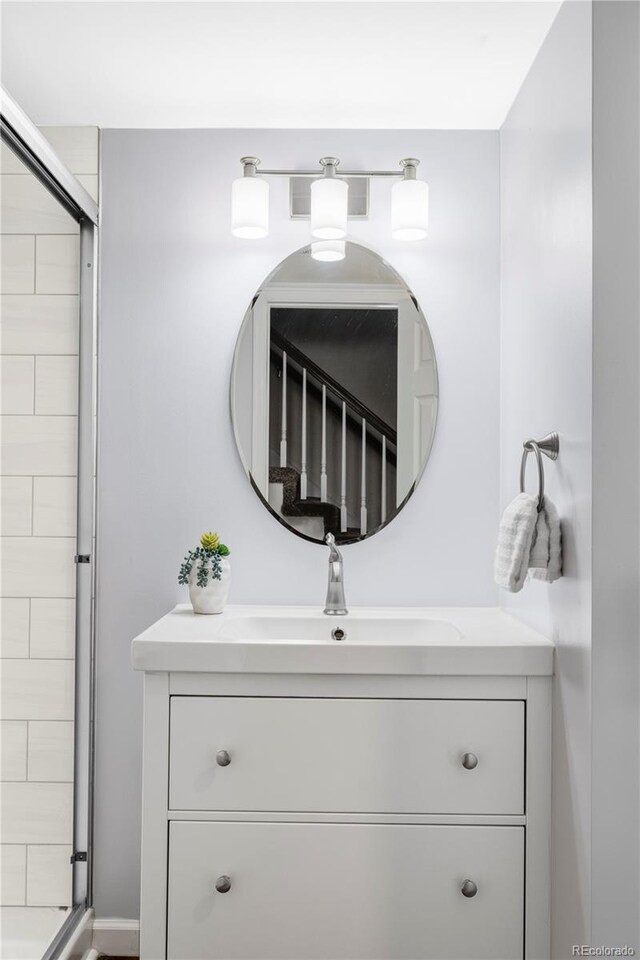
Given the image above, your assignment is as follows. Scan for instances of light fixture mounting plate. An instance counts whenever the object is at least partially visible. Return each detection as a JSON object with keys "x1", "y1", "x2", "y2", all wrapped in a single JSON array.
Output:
[{"x1": 289, "y1": 176, "x2": 369, "y2": 220}]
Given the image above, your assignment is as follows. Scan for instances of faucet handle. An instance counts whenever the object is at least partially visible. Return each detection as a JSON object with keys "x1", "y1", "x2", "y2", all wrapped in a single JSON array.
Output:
[{"x1": 325, "y1": 532, "x2": 343, "y2": 562}]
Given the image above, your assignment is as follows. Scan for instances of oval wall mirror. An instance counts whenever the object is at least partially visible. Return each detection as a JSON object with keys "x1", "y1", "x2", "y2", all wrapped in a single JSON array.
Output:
[{"x1": 230, "y1": 241, "x2": 439, "y2": 544}]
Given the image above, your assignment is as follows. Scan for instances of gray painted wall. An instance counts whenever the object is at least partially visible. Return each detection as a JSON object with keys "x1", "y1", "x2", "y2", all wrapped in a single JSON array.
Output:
[
  {"x1": 499, "y1": 4, "x2": 593, "y2": 955},
  {"x1": 95, "y1": 128, "x2": 500, "y2": 916},
  {"x1": 591, "y1": 1, "x2": 640, "y2": 950}
]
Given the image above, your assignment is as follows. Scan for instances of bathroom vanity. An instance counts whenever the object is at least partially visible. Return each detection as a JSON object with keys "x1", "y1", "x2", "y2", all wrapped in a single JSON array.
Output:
[{"x1": 133, "y1": 605, "x2": 553, "y2": 960}]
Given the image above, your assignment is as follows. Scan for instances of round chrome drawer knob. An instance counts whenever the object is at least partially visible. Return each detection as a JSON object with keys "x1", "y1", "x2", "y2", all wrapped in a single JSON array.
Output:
[
  {"x1": 216, "y1": 750, "x2": 231, "y2": 767},
  {"x1": 461, "y1": 752, "x2": 478, "y2": 770},
  {"x1": 215, "y1": 875, "x2": 232, "y2": 894},
  {"x1": 461, "y1": 879, "x2": 478, "y2": 898}
]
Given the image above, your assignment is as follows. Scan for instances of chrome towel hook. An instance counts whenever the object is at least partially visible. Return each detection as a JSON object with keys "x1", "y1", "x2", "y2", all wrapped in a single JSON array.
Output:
[{"x1": 519, "y1": 432, "x2": 559, "y2": 511}]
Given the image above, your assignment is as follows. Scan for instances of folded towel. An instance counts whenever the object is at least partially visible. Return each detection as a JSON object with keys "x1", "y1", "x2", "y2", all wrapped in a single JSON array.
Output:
[
  {"x1": 528, "y1": 496, "x2": 562, "y2": 582},
  {"x1": 528, "y1": 503, "x2": 550, "y2": 569},
  {"x1": 494, "y1": 493, "x2": 539, "y2": 593}
]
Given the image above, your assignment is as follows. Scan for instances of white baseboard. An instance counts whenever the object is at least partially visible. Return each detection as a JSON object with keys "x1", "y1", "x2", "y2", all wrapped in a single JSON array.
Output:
[{"x1": 92, "y1": 918, "x2": 140, "y2": 957}]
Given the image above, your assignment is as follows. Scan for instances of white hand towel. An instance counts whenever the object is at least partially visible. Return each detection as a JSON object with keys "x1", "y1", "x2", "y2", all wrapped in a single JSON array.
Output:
[
  {"x1": 528, "y1": 496, "x2": 562, "y2": 582},
  {"x1": 494, "y1": 492, "x2": 539, "y2": 593},
  {"x1": 528, "y1": 504, "x2": 550, "y2": 569}
]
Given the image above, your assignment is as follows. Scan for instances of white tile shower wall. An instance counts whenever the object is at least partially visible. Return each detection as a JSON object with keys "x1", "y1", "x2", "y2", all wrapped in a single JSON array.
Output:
[
  {"x1": 35, "y1": 236, "x2": 80, "y2": 294},
  {"x1": 0, "y1": 416, "x2": 78, "y2": 476},
  {"x1": 26, "y1": 845, "x2": 74, "y2": 906},
  {"x1": 0, "y1": 659, "x2": 75, "y2": 721},
  {"x1": 29, "y1": 599, "x2": 76, "y2": 659},
  {"x1": 0, "y1": 126, "x2": 98, "y2": 909},
  {"x1": 0, "y1": 295, "x2": 79, "y2": 354},
  {"x1": 0, "y1": 722, "x2": 27, "y2": 780},
  {"x1": 0, "y1": 846, "x2": 27, "y2": 906},
  {"x1": 0, "y1": 356, "x2": 35, "y2": 414},
  {"x1": 0, "y1": 598, "x2": 30, "y2": 658},
  {"x1": 0, "y1": 478, "x2": 32, "y2": 535},
  {"x1": 27, "y1": 722, "x2": 74, "y2": 782},
  {"x1": 1, "y1": 236, "x2": 35, "y2": 293}
]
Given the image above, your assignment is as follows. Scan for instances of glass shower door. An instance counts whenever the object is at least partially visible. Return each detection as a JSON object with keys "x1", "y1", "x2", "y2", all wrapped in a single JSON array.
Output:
[{"x1": 0, "y1": 105, "x2": 98, "y2": 960}]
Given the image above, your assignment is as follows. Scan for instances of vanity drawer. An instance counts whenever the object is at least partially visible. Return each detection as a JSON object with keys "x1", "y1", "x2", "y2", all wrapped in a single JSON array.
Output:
[
  {"x1": 167, "y1": 821, "x2": 524, "y2": 960},
  {"x1": 169, "y1": 697, "x2": 524, "y2": 814}
]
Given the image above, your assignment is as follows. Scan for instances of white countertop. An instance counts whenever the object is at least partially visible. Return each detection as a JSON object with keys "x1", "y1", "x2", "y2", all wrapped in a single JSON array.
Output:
[{"x1": 131, "y1": 604, "x2": 554, "y2": 676}]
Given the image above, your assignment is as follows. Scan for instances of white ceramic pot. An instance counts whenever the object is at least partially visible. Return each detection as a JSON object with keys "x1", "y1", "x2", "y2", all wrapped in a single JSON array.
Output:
[{"x1": 188, "y1": 556, "x2": 231, "y2": 615}]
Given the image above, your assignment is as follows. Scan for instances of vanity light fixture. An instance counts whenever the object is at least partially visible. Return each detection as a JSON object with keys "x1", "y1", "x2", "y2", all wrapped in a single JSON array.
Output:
[
  {"x1": 231, "y1": 157, "x2": 269, "y2": 238},
  {"x1": 391, "y1": 159, "x2": 429, "y2": 241},
  {"x1": 230, "y1": 156, "x2": 429, "y2": 245},
  {"x1": 310, "y1": 158, "x2": 348, "y2": 240}
]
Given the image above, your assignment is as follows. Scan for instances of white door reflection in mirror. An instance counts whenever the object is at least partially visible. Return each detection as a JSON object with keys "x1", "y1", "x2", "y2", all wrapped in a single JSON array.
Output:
[{"x1": 397, "y1": 304, "x2": 438, "y2": 505}]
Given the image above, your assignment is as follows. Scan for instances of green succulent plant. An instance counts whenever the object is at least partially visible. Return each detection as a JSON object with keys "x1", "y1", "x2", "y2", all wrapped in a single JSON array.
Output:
[
  {"x1": 178, "y1": 531, "x2": 231, "y2": 588},
  {"x1": 200, "y1": 531, "x2": 220, "y2": 550}
]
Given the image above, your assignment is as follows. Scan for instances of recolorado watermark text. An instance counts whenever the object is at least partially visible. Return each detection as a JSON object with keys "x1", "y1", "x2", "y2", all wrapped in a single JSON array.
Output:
[{"x1": 572, "y1": 948, "x2": 636, "y2": 957}]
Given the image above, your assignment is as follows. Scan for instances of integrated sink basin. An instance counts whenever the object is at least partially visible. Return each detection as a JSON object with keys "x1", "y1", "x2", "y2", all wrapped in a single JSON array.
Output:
[
  {"x1": 131, "y1": 604, "x2": 554, "y2": 676},
  {"x1": 216, "y1": 614, "x2": 461, "y2": 645}
]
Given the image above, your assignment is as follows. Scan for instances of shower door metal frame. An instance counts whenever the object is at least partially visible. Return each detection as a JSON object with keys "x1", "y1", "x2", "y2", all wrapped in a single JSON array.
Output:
[{"x1": 1, "y1": 88, "x2": 99, "y2": 957}]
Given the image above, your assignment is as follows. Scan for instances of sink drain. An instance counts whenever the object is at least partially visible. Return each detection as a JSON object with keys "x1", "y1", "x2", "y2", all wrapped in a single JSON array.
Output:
[{"x1": 331, "y1": 627, "x2": 347, "y2": 642}]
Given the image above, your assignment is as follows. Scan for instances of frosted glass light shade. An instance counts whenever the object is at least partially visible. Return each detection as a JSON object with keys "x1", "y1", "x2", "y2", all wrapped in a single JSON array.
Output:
[
  {"x1": 231, "y1": 176, "x2": 269, "y2": 238},
  {"x1": 311, "y1": 240, "x2": 345, "y2": 262},
  {"x1": 310, "y1": 177, "x2": 348, "y2": 239},
  {"x1": 391, "y1": 178, "x2": 429, "y2": 241}
]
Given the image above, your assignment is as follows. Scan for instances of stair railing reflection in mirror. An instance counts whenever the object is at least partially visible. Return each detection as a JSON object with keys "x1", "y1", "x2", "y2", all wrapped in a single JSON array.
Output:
[{"x1": 273, "y1": 341, "x2": 396, "y2": 539}]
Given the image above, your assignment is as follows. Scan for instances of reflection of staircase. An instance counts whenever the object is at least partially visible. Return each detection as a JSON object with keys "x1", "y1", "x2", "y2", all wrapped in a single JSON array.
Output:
[
  {"x1": 272, "y1": 331, "x2": 397, "y2": 451},
  {"x1": 271, "y1": 331, "x2": 397, "y2": 541},
  {"x1": 269, "y1": 467, "x2": 361, "y2": 542}
]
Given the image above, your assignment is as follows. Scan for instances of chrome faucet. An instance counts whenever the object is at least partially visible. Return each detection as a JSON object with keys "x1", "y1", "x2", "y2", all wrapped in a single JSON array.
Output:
[{"x1": 323, "y1": 533, "x2": 348, "y2": 616}]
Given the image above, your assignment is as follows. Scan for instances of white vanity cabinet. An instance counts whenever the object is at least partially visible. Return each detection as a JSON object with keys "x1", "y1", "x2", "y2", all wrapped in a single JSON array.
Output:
[{"x1": 133, "y1": 605, "x2": 553, "y2": 960}]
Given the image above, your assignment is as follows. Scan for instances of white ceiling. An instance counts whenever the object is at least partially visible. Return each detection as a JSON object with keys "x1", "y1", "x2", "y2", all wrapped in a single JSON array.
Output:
[{"x1": 1, "y1": 1, "x2": 561, "y2": 129}]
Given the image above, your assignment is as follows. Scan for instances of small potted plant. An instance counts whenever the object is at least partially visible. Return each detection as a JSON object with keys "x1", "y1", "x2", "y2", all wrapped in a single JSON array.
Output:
[{"x1": 178, "y1": 531, "x2": 231, "y2": 614}]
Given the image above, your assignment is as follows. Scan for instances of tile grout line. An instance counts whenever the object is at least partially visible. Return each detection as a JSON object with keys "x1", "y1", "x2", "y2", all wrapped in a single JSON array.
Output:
[
  {"x1": 3, "y1": 595, "x2": 77, "y2": 599},
  {"x1": 1, "y1": 656, "x2": 72, "y2": 664},
  {"x1": 1, "y1": 779, "x2": 74, "y2": 784},
  {"x1": 0, "y1": 355, "x2": 80, "y2": 359},
  {"x1": 2, "y1": 720, "x2": 74, "y2": 726},
  {"x1": 25, "y1": 844, "x2": 30, "y2": 906},
  {"x1": 26, "y1": 717, "x2": 31, "y2": 781},
  {"x1": 1, "y1": 232, "x2": 80, "y2": 238},
  {"x1": 2, "y1": 413, "x2": 78, "y2": 417},
  {"x1": 0, "y1": 293, "x2": 81, "y2": 297}
]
